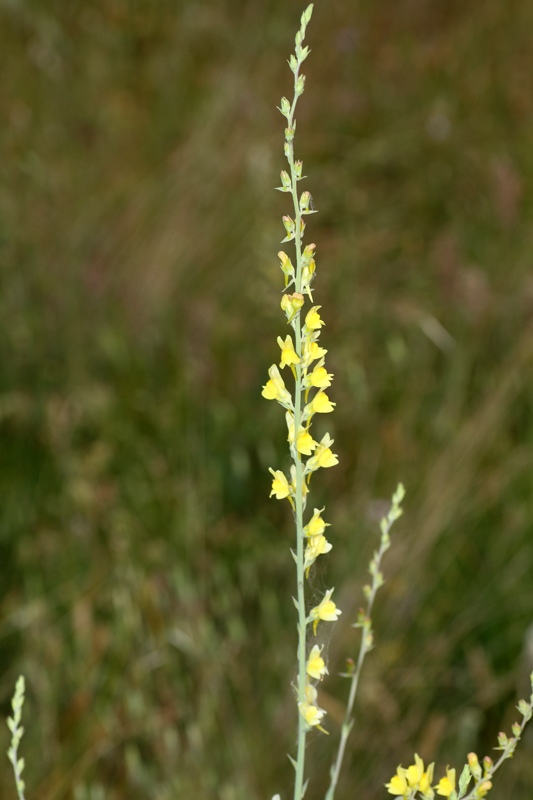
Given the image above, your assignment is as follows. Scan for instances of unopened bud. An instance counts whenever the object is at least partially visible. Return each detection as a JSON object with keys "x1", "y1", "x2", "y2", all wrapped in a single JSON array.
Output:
[
  {"x1": 281, "y1": 293, "x2": 305, "y2": 322},
  {"x1": 279, "y1": 96, "x2": 291, "y2": 118},
  {"x1": 483, "y1": 756, "x2": 493, "y2": 775},
  {"x1": 468, "y1": 753, "x2": 481, "y2": 780},
  {"x1": 285, "y1": 126, "x2": 295, "y2": 143},
  {"x1": 280, "y1": 170, "x2": 291, "y2": 189},
  {"x1": 512, "y1": 722, "x2": 521, "y2": 737},
  {"x1": 295, "y1": 74, "x2": 306, "y2": 96},
  {"x1": 278, "y1": 251, "x2": 295, "y2": 287},
  {"x1": 281, "y1": 215, "x2": 295, "y2": 243},
  {"x1": 300, "y1": 191, "x2": 311, "y2": 212},
  {"x1": 302, "y1": 243, "x2": 316, "y2": 264},
  {"x1": 517, "y1": 699, "x2": 530, "y2": 717}
]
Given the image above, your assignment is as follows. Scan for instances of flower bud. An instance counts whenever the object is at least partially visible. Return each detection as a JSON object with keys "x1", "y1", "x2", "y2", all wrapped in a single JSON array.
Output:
[
  {"x1": 300, "y1": 191, "x2": 311, "y2": 211},
  {"x1": 468, "y1": 753, "x2": 482, "y2": 780},
  {"x1": 278, "y1": 96, "x2": 291, "y2": 118},
  {"x1": 476, "y1": 781, "x2": 492, "y2": 798},
  {"x1": 302, "y1": 243, "x2": 316, "y2": 264},
  {"x1": 281, "y1": 215, "x2": 295, "y2": 242},
  {"x1": 517, "y1": 699, "x2": 530, "y2": 717},
  {"x1": 281, "y1": 293, "x2": 304, "y2": 322},
  {"x1": 295, "y1": 74, "x2": 306, "y2": 96},
  {"x1": 277, "y1": 251, "x2": 295, "y2": 286},
  {"x1": 497, "y1": 731, "x2": 508, "y2": 748}
]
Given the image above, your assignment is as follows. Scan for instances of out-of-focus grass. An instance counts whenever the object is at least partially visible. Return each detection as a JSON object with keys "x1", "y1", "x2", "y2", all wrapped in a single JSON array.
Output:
[{"x1": 1, "y1": 0, "x2": 533, "y2": 798}]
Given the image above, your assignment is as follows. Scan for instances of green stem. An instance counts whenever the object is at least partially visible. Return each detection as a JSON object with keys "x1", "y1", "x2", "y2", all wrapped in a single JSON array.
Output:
[
  {"x1": 462, "y1": 714, "x2": 530, "y2": 800},
  {"x1": 289, "y1": 63, "x2": 307, "y2": 800},
  {"x1": 325, "y1": 518, "x2": 393, "y2": 800}
]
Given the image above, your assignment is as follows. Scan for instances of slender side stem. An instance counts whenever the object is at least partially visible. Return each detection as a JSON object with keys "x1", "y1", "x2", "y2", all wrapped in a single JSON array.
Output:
[
  {"x1": 288, "y1": 62, "x2": 308, "y2": 800},
  {"x1": 7, "y1": 676, "x2": 27, "y2": 800},
  {"x1": 462, "y1": 713, "x2": 530, "y2": 800},
  {"x1": 325, "y1": 517, "x2": 394, "y2": 800}
]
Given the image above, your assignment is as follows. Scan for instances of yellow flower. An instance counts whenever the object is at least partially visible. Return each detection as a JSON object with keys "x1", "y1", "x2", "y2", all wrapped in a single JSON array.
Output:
[
  {"x1": 385, "y1": 767, "x2": 408, "y2": 796},
  {"x1": 386, "y1": 755, "x2": 433, "y2": 796},
  {"x1": 307, "y1": 365, "x2": 333, "y2": 389},
  {"x1": 307, "y1": 534, "x2": 331, "y2": 559},
  {"x1": 268, "y1": 468, "x2": 291, "y2": 500},
  {"x1": 298, "y1": 701, "x2": 326, "y2": 728},
  {"x1": 261, "y1": 364, "x2": 292, "y2": 407},
  {"x1": 436, "y1": 767, "x2": 456, "y2": 797},
  {"x1": 419, "y1": 761, "x2": 434, "y2": 793},
  {"x1": 406, "y1": 758, "x2": 423, "y2": 788},
  {"x1": 296, "y1": 429, "x2": 316, "y2": 455},
  {"x1": 304, "y1": 306, "x2": 325, "y2": 331},
  {"x1": 408, "y1": 755, "x2": 434, "y2": 791},
  {"x1": 302, "y1": 340, "x2": 327, "y2": 367},
  {"x1": 306, "y1": 434, "x2": 339, "y2": 473},
  {"x1": 477, "y1": 781, "x2": 492, "y2": 797},
  {"x1": 304, "y1": 534, "x2": 332, "y2": 575},
  {"x1": 304, "y1": 507, "x2": 329, "y2": 537},
  {"x1": 310, "y1": 391, "x2": 335, "y2": 414},
  {"x1": 310, "y1": 588, "x2": 341, "y2": 634},
  {"x1": 277, "y1": 335, "x2": 300, "y2": 368},
  {"x1": 306, "y1": 644, "x2": 328, "y2": 679},
  {"x1": 299, "y1": 680, "x2": 328, "y2": 732},
  {"x1": 281, "y1": 292, "x2": 304, "y2": 322},
  {"x1": 286, "y1": 414, "x2": 318, "y2": 456}
]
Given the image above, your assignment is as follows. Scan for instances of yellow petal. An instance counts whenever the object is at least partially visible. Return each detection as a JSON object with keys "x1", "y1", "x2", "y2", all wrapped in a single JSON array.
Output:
[{"x1": 312, "y1": 392, "x2": 335, "y2": 413}]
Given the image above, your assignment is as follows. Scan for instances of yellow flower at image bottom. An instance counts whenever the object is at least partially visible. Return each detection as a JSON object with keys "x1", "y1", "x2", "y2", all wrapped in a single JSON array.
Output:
[
  {"x1": 385, "y1": 755, "x2": 434, "y2": 797},
  {"x1": 436, "y1": 767, "x2": 456, "y2": 797}
]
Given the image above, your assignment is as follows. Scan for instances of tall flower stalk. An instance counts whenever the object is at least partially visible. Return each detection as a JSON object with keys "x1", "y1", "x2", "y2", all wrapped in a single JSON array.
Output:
[
  {"x1": 265, "y1": 9, "x2": 533, "y2": 800},
  {"x1": 263, "y1": 6, "x2": 340, "y2": 799}
]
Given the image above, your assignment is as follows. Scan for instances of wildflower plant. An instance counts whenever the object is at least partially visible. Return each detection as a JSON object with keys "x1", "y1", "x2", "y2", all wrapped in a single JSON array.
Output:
[
  {"x1": 4, "y1": 6, "x2": 533, "y2": 800},
  {"x1": 265, "y1": 6, "x2": 533, "y2": 800},
  {"x1": 263, "y1": 7, "x2": 406, "y2": 798},
  {"x1": 262, "y1": 5, "x2": 341, "y2": 796}
]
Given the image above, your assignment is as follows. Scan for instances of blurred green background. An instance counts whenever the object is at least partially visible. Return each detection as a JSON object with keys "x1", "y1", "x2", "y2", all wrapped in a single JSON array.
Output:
[{"x1": 1, "y1": 0, "x2": 533, "y2": 798}]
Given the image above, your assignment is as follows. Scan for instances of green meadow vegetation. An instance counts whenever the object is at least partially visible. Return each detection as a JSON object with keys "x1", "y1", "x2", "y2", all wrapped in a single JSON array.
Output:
[{"x1": 1, "y1": 1, "x2": 533, "y2": 799}]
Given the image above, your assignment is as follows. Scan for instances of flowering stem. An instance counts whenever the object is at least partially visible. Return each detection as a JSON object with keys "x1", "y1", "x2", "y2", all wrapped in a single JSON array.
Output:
[
  {"x1": 265, "y1": 7, "x2": 342, "y2": 798},
  {"x1": 288, "y1": 60, "x2": 308, "y2": 800},
  {"x1": 325, "y1": 486, "x2": 404, "y2": 800},
  {"x1": 461, "y1": 711, "x2": 531, "y2": 800}
]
